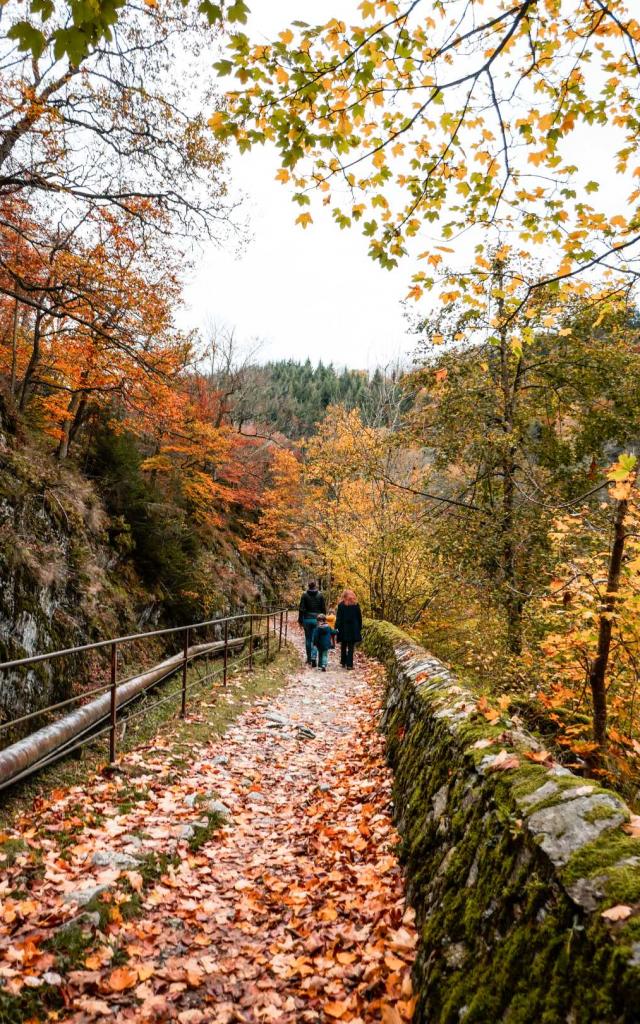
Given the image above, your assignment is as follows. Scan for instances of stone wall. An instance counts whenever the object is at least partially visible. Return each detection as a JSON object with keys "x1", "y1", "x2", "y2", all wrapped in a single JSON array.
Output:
[{"x1": 363, "y1": 620, "x2": 640, "y2": 1024}]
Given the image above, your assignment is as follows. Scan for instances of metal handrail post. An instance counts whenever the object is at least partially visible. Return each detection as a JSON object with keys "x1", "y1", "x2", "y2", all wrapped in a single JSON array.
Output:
[
  {"x1": 249, "y1": 614, "x2": 254, "y2": 671},
  {"x1": 109, "y1": 641, "x2": 118, "y2": 762},
  {"x1": 279, "y1": 611, "x2": 283, "y2": 651},
  {"x1": 266, "y1": 613, "x2": 270, "y2": 662},
  {"x1": 223, "y1": 619, "x2": 229, "y2": 686},
  {"x1": 284, "y1": 609, "x2": 289, "y2": 644},
  {"x1": 181, "y1": 627, "x2": 189, "y2": 718}
]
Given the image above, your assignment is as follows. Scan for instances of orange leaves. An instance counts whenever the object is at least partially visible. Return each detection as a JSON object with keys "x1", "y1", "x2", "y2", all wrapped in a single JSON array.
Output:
[
  {"x1": 325, "y1": 1000, "x2": 351, "y2": 1019},
  {"x1": 107, "y1": 966, "x2": 138, "y2": 991},
  {"x1": 523, "y1": 749, "x2": 554, "y2": 767},
  {"x1": 476, "y1": 695, "x2": 501, "y2": 723}
]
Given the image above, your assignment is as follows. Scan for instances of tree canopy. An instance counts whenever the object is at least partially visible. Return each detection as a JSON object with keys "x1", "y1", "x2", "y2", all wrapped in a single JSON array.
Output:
[{"x1": 212, "y1": 0, "x2": 640, "y2": 306}]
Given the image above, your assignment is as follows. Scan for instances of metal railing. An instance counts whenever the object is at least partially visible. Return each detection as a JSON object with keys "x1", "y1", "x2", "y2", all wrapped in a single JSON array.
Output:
[{"x1": 0, "y1": 608, "x2": 290, "y2": 790}]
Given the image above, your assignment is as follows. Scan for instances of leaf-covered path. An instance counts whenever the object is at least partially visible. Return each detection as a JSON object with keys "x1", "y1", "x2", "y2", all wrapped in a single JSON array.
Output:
[{"x1": 0, "y1": 634, "x2": 416, "y2": 1023}]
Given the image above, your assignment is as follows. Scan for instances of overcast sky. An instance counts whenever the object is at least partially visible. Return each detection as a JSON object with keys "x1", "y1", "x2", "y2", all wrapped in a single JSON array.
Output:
[{"x1": 181, "y1": 0, "x2": 415, "y2": 371}]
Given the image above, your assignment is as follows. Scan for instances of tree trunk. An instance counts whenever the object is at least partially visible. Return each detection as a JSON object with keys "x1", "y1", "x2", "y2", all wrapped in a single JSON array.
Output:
[
  {"x1": 19, "y1": 309, "x2": 43, "y2": 411},
  {"x1": 56, "y1": 391, "x2": 83, "y2": 460},
  {"x1": 495, "y1": 267, "x2": 523, "y2": 655},
  {"x1": 588, "y1": 492, "x2": 631, "y2": 748},
  {"x1": 9, "y1": 296, "x2": 19, "y2": 396}
]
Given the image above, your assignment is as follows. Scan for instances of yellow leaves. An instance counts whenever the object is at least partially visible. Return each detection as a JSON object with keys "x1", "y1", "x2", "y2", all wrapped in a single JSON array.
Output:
[
  {"x1": 337, "y1": 111, "x2": 352, "y2": 136},
  {"x1": 275, "y1": 66, "x2": 289, "y2": 86},
  {"x1": 432, "y1": 333, "x2": 445, "y2": 346},
  {"x1": 359, "y1": 0, "x2": 377, "y2": 18},
  {"x1": 275, "y1": 168, "x2": 290, "y2": 183},
  {"x1": 610, "y1": 214, "x2": 628, "y2": 230},
  {"x1": 279, "y1": 29, "x2": 294, "y2": 45},
  {"x1": 537, "y1": 111, "x2": 555, "y2": 132},
  {"x1": 372, "y1": 149, "x2": 386, "y2": 169},
  {"x1": 527, "y1": 149, "x2": 548, "y2": 166},
  {"x1": 207, "y1": 111, "x2": 225, "y2": 131},
  {"x1": 295, "y1": 212, "x2": 313, "y2": 228}
]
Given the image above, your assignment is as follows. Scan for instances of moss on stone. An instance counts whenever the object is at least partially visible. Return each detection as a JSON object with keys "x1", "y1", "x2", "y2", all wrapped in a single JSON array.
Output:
[{"x1": 365, "y1": 618, "x2": 640, "y2": 1024}]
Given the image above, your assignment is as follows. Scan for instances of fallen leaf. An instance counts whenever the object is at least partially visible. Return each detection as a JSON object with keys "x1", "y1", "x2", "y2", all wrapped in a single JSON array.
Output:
[
  {"x1": 487, "y1": 749, "x2": 520, "y2": 772},
  {"x1": 107, "y1": 966, "x2": 138, "y2": 991},
  {"x1": 601, "y1": 904, "x2": 632, "y2": 922},
  {"x1": 381, "y1": 1005, "x2": 403, "y2": 1024},
  {"x1": 324, "y1": 1000, "x2": 350, "y2": 1019},
  {"x1": 622, "y1": 814, "x2": 640, "y2": 837},
  {"x1": 137, "y1": 963, "x2": 155, "y2": 982},
  {"x1": 523, "y1": 749, "x2": 554, "y2": 765}
]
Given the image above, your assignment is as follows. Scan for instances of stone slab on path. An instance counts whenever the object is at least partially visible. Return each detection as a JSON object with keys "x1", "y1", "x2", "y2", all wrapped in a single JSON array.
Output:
[{"x1": 0, "y1": 632, "x2": 416, "y2": 1023}]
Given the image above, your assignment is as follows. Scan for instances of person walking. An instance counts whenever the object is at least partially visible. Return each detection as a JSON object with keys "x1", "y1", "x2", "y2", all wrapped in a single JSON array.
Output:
[
  {"x1": 335, "y1": 589, "x2": 363, "y2": 670},
  {"x1": 311, "y1": 615, "x2": 337, "y2": 672},
  {"x1": 298, "y1": 580, "x2": 326, "y2": 666}
]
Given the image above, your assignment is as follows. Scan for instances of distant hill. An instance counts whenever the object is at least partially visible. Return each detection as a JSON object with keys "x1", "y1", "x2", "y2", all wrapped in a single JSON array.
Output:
[{"x1": 235, "y1": 359, "x2": 407, "y2": 438}]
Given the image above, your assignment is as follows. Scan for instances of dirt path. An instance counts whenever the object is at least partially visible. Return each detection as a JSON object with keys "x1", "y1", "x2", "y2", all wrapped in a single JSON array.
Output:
[{"x1": 0, "y1": 633, "x2": 416, "y2": 1023}]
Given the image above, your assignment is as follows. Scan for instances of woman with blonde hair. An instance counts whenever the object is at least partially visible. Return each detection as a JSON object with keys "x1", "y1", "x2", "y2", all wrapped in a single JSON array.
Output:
[{"x1": 335, "y1": 589, "x2": 363, "y2": 670}]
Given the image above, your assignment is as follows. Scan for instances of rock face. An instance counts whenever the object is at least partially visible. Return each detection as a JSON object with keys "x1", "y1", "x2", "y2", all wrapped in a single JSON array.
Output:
[
  {"x1": 363, "y1": 620, "x2": 640, "y2": 1024},
  {"x1": 0, "y1": 440, "x2": 144, "y2": 728}
]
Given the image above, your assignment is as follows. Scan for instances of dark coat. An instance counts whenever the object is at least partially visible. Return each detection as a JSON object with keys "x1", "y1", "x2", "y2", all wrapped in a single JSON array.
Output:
[
  {"x1": 311, "y1": 624, "x2": 336, "y2": 652},
  {"x1": 335, "y1": 602, "x2": 363, "y2": 643},
  {"x1": 298, "y1": 589, "x2": 326, "y2": 624}
]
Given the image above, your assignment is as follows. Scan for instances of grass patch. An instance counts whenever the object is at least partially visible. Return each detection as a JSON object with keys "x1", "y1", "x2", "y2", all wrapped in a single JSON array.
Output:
[
  {"x1": 0, "y1": 837, "x2": 27, "y2": 866},
  {"x1": 136, "y1": 849, "x2": 180, "y2": 884},
  {"x1": 0, "y1": 983, "x2": 63, "y2": 1024},
  {"x1": 43, "y1": 918, "x2": 97, "y2": 972},
  {"x1": 0, "y1": 642, "x2": 298, "y2": 830},
  {"x1": 120, "y1": 891, "x2": 144, "y2": 920},
  {"x1": 188, "y1": 810, "x2": 225, "y2": 852}
]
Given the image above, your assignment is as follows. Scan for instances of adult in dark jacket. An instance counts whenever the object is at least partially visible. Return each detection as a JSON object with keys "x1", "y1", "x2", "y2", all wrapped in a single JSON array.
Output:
[
  {"x1": 298, "y1": 581, "x2": 326, "y2": 665},
  {"x1": 335, "y1": 589, "x2": 363, "y2": 669}
]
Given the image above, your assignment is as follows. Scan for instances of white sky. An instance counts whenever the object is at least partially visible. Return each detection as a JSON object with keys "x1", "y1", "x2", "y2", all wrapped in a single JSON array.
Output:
[{"x1": 182, "y1": 1, "x2": 414, "y2": 370}]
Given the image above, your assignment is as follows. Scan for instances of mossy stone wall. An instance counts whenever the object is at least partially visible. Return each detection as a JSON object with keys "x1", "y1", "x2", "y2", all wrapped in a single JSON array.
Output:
[{"x1": 364, "y1": 620, "x2": 640, "y2": 1024}]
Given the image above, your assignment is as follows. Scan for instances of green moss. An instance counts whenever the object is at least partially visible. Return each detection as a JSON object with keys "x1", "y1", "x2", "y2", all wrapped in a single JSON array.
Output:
[
  {"x1": 0, "y1": 983, "x2": 63, "y2": 1024},
  {"x1": 365, "y1": 618, "x2": 640, "y2": 1023},
  {"x1": 43, "y1": 918, "x2": 96, "y2": 972},
  {"x1": 120, "y1": 892, "x2": 143, "y2": 921},
  {"x1": 0, "y1": 837, "x2": 27, "y2": 866},
  {"x1": 136, "y1": 849, "x2": 180, "y2": 885},
  {"x1": 584, "y1": 803, "x2": 622, "y2": 824},
  {"x1": 188, "y1": 810, "x2": 225, "y2": 852}
]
